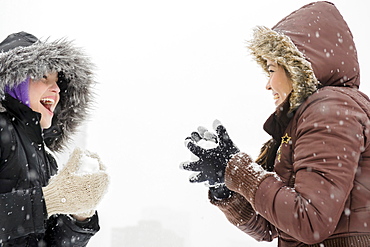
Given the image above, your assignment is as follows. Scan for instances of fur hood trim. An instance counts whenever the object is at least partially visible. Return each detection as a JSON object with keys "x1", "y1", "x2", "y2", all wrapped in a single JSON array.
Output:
[
  {"x1": 0, "y1": 37, "x2": 96, "y2": 152},
  {"x1": 248, "y1": 26, "x2": 319, "y2": 112}
]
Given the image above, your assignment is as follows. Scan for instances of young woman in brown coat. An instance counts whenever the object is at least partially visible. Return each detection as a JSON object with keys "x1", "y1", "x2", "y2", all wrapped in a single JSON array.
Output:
[{"x1": 181, "y1": 1, "x2": 370, "y2": 246}]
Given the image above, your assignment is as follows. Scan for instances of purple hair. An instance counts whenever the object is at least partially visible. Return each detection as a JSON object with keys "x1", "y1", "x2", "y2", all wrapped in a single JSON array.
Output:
[{"x1": 5, "y1": 78, "x2": 30, "y2": 107}]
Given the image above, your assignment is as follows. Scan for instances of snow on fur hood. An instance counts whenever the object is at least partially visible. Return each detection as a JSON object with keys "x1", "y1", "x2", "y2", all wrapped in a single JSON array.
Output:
[
  {"x1": 248, "y1": 1, "x2": 360, "y2": 111},
  {"x1": 0, "y1": 31, "x2": 95, "y2": 152}
]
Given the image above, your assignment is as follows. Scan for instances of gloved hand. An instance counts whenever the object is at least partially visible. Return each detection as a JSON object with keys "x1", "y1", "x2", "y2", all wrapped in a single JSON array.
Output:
[
  {"x1": 180, "y1": 120, "x2": 239, "y2": 192},
  {"x1": 42, "y1": 148, "x2": 109, "y2": 218}
]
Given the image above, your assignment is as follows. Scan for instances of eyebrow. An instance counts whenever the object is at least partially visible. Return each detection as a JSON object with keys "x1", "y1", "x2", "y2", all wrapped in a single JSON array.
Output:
[{"x1": 267, "y1": 64, "x2": 276, "y2": 69}]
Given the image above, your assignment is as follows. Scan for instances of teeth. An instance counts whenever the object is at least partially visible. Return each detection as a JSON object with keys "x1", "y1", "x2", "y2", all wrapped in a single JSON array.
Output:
[{"x1": 40, "y1": 98, "x2": 55, "y2": 105}]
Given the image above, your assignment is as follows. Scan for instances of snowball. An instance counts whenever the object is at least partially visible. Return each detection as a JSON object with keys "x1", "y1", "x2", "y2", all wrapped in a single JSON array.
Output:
[
  {"x1": 76, "y1": 152, "x2": 100, "y2": 174},
  {"x1": 189, "y1": 139, "x2": 218, "y2": 161}
]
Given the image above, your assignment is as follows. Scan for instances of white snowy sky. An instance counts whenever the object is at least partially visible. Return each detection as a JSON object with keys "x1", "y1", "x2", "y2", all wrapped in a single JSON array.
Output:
[{"x1": 1, "y1": 1, "x2": 369, "y2": 246}]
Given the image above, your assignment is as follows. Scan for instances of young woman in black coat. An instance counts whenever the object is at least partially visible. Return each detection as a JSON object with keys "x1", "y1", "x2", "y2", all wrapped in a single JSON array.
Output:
[{"x1": 0, "y1": 32, "x2": 109, "y2": 246}]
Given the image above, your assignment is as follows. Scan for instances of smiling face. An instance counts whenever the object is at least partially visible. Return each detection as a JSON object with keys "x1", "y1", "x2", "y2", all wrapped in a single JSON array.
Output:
[
  {"x1": 29, "y1": 72, "x2": 60, "y2": 129},
  {"x1": 265, "y1": 60, "x2": 293, "y2": 106}
]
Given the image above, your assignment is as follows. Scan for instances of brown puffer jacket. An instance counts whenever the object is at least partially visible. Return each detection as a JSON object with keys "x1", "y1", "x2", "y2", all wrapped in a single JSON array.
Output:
[{"x1": 211, "y1": 1, "x2": 370, "y2": 246}]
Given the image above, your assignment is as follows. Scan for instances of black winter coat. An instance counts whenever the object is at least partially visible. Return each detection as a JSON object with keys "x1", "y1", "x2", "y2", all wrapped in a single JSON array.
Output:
[{"x1": 0, "y1": 95, "x2": 99, "y2": 246}]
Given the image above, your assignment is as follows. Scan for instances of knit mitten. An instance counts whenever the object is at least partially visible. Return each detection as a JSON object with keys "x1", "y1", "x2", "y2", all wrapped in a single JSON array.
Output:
[{"x1": 42, "y1": 148, "x2": 109, "y2": 218}]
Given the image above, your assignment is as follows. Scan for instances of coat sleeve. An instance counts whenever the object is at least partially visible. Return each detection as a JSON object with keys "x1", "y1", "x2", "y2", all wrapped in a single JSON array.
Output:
[
  {"x1": 233, "y1": 93, "x2": 365, "y2": 244},
  {"x1": 209, "y1": 192, "x2": 278, "y2": 242},
  {"x1": 44, "y1": 213, "x2": 100, "y2": 246}
]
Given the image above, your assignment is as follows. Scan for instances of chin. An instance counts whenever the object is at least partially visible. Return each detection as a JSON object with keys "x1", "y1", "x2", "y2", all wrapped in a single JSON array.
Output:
[
  {"x1": 41, "y1": 124, "x2": 52, "y2": 129},
  {"x1": 40, "y1": 120, "x2": 52, "y2": 129}
]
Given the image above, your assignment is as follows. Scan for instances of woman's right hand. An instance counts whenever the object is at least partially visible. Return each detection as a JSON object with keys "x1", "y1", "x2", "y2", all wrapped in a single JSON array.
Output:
[{"x1": 180, "y1": 120, "x2": 240, "y2": 186}]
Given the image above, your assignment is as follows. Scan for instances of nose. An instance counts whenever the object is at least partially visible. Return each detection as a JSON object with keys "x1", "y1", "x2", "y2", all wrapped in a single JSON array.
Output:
[
  {"x1": 265, "y1": 79, "x2": 272, "y2": 90},
  {"x1": 50, "y1": 81, "x2": 60, "y2": 94}
]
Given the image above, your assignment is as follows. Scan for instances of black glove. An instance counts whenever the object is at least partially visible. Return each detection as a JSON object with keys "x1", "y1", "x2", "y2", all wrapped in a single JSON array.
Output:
[
  {"x1": 209, "y1": 183, "x2": 234, "y2": 200},
  {"x1": 180, "y1": 120, "x2": 240, "y2": 186}
]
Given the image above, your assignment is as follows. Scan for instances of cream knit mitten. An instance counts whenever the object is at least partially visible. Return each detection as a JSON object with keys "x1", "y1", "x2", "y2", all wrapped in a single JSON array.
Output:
[{"x1": 42, "y1": 148, "x2": 109, "y2": 218}]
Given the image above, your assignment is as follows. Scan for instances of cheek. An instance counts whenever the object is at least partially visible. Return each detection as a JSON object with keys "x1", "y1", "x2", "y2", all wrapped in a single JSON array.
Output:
[
  {"x1": 270, "y1": 78, "x2": 283, "y2": 92},
  {"x1": 29, "y1": 92, "x2": 39, "y2": 107},
  {"x1": 29, "y1": 94, "x2": 38, "y2": 110},
  {"x1": 283, "y1": 80, "x2": 293, "y2": 94},
  {"x1": 277, "y1": 77, "x2": 292, "y2": 95},
  {"x1": 28, "y1": 84, "x2": 44, "y2": 110}
]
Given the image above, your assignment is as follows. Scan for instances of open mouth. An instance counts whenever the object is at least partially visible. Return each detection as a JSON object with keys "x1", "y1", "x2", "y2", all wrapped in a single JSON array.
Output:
[{"x1": 40, "y1": 98, "x2": 55, "y2": 112}]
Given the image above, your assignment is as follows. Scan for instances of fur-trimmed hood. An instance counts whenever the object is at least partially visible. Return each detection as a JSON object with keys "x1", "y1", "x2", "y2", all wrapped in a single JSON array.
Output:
[
  {"x1": 248, "y1": 1, "x2": 360, "y2": 111},
  {"x1": 0, "y1": 32, "x2": 96, "y2": 152}
]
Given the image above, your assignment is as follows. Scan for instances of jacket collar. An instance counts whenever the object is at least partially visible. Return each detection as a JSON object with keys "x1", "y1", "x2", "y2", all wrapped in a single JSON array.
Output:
[
  {"x1": 2, "y1": 94, "x2": 43, "y2": 145},
  {"x1": 263, "y1": 95, "x2": 294, "y2": 143}
]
